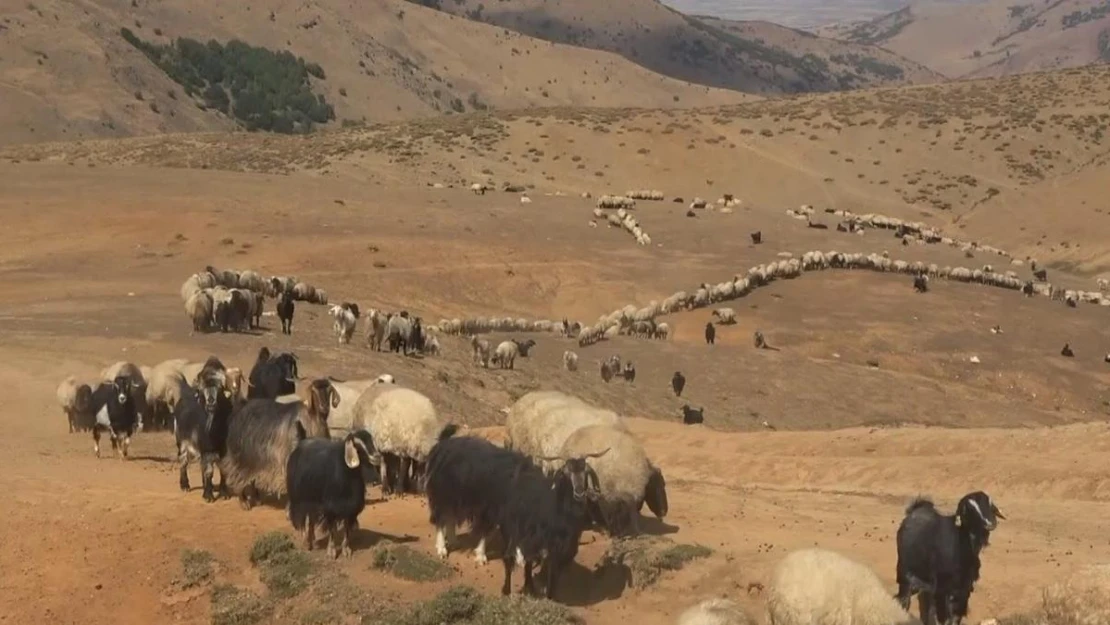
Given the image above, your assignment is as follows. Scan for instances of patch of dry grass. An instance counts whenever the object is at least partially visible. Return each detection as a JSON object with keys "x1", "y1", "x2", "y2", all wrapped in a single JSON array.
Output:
[
  {"x1": 371, "y1": 543, "x2": 455, "y2": 582},
  {"x1": 599, "y1": 535, "x2": 712, "y2": 589}
]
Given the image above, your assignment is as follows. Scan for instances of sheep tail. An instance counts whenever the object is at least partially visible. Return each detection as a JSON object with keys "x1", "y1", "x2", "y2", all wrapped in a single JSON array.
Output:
[
  {"x1": 438, "y1": 423, "x2": 459, "y2": 442},
  {"x1": 905, "y1": 496, "x2": 935, "y2": 515}
]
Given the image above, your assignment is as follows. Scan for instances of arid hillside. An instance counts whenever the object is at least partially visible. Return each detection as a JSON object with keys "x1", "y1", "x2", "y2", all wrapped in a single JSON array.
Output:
[
  {"x1": 408, "y1": 0, "x2": 941, "y2": 93},
  {"x1": 10, "y1": 64, "x2": 1110, "y2": 271},
  {"x1": 824, "y1": 0, "x2": 1110, "y2": 78},
  {"x1": 0, "y1": 0, "x2": 744, "y2": 145}
]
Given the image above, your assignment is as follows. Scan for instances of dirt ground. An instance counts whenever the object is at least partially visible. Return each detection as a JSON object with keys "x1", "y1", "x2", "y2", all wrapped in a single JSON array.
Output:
[{"x1": 1, "y1": 161, "x2": 1108, "y2": 624}]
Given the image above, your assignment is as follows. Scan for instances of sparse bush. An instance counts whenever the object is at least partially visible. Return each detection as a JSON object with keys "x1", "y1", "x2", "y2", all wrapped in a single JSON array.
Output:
[
  {"x1": 371, "y1": 543, "x2": 454, "y2": 582},
  {"x1": 372, "y1": 585, "x2": 581, "y2": 625},
  {"x1": 211, "y1": 584, "x2": 271, "y2": 625},
  {"x1": 599, "y1": 536, "x2": 711, "y2": 589},
  {"x1": 180, "y1": 549, "x2": 215, "y2": 589}
]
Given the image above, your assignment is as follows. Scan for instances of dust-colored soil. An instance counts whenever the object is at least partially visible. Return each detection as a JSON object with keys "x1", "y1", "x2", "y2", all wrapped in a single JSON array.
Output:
[{"x1": 1, "y1": 152, "x2": 1108, "y2": 624}]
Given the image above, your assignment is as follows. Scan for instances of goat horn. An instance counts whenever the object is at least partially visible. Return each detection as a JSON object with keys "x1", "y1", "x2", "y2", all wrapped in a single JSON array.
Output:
[
  {"x1": 992, "y1": 505, "x2": 1005, "y2": 520},
  {"x1": 585, "y1": 447, "x2": 611, "y2": 459}
]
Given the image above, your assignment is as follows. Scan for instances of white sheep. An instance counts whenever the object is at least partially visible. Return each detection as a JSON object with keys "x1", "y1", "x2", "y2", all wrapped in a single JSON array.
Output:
[
  {"x1": 470, "y1": 182, "x2": 487, "y2": 195},
  {"x1": 328, "y1": 304, "x2": 358, "y2": 344},
  {"x1": 767, "y1": 548, "x2": 919, "y2": 625},
  {"x1": 563, "y1": 350, "x2": 579, "y2": 372},
  {"x1": 677, "y1": 599, "x2": 756, "y2": 625},
  {"x1": 355, "y1": 387, "x2": 449, "y2": 497},
  {"x1": 491, "y1": 340, "x2": 520, "y2": 369},
  {"x1": 326, "y1": 374, "x2": 396, "y2": 435},
  {"x1": 57, "y1": 375, "x2": 94, "y2": 433},
  {"x1": 711, "y1": 307, "x2": 737, "y2": 325},
  {"x1": 145, "y1": 365, "x2": 188, "y2": 427},
  {"x1": 505, "y1": 391, "x2": 629, "y2": 475},
  {"x1": 559, "y1": 424, "x2": 666, "y2": 536},
  {"x1": 470, "y1": 336, "x2": 491, "y2": 367},
  {"x1": 185, "y1": 290, "x2": 214, "y2": 333}
]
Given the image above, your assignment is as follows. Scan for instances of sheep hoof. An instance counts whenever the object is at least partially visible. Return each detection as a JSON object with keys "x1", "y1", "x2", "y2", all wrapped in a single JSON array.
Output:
[
  {"x1": 341, "y1": 546, "x2": 352, "y2": 558},
  {"x1": 436, "y1": 545, "x2": 449, "y2": 559},
  {"x1": 326, "y1": 545, "x2": 338, "y2": 559},
  {"x1": 474, "y1": 552, "x2": 488, "y2": 566}
]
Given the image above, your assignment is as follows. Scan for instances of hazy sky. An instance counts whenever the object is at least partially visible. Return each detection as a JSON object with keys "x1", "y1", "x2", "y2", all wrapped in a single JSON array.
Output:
[{"x1": 660, "y1": 0, "x2": 910, "y2": 29}]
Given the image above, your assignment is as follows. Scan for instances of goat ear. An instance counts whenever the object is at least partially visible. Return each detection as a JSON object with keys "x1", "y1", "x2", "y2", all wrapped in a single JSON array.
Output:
[{"x1": 344, "y1": 440, "x2": 361, "y2": 469}]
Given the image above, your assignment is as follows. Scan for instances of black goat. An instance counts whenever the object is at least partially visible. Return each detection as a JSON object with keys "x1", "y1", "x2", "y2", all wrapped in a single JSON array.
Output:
[
  {"x1": 1021, "y1": 281, "x2": 1034, "y2": 297},
  {"x1": 89, "y1": 376, "x2": 141, "y2": 459},
  {"x1": 286, "y1": 427, "x2": 380, "y2": 558},
  {"x1": 807, "y1": 219, "x2": 829, "y2": 230},
  {"x1": 704, "y1": 322, "x2": 716, "y2": 345},
  {"x1": 512, "y1": 338, "x2": 537, "y2": 357},
  {"x1": 174, "y1": 369, "x2": 234, "y2": 502},
  {"x1": 1061, "y1": 343, "x2": 1074, "y2": 357},
  {"x1": 671, "y1": 371, "x2": 686, "y2": 397},
  {"x1": 750, "y1": 230, "x2": 762, "y2": 244},
  {"x1": 1033, "y1": 267, "x2": 1048, "y2": 281},
  {"x1": 498, "y1": 449, "x2": 607, "y2": 599},
  {"x1": 913, "y1": 274, "x2": 929, "y2": 293},
  {"x1": 681, "y1": 404, "x2": 704, "y2": 425},
  {"x1": 277, "y1": 291, "x2": 295, "y2": 335},
  {"x1": 411, "y1": 317, "x2": 426, "y2": 354},
  {"x1": 895, "y1": 491, "x2": 1005, "y2": 625},
  {"x1": 247, "y1": 348, "x2": 300, "y2": 400},
  {"x1": 622, "y1": 362, "x2": 636, "y2": 383},
  {"x1": 215, "y1": 290, "x2": 250, "y2": 332}
]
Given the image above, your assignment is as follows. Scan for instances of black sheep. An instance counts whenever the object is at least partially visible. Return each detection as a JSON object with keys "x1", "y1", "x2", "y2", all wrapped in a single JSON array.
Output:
[
  {"x1": 247, "y1": 348, "x2": 299, "y2": 400},
  {"x1": 174, "y1": 368, "x2": 234, "y2": 502},
  {"x1": 277, "y1": 291, "x2": 295, "y2": 335},
  {"x1": 895, "y1": 491, "x2": 1005, "y2": 625},
  {"x1": 913, "y1": 274, "x2": 929, "y2": 293},
  {"x1": 681, "y1": 404, "x2": 704, "y2": 425},
  {"x1": 286, "y1": 427, "x2": 380, "y2": 558},
  {"x1": 89, "y1": 376, "x2": 141, "y2": 459},
  {"x1": 671, "y1": 371, "x2": 686, "y2": 397}
]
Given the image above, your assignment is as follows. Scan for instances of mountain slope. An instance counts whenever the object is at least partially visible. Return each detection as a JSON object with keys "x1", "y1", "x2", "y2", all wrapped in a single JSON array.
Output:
[
  {"x1": 0, "y1": 0, "x2": 744, "y2": 145},
  {"x1": 824, "y1": 0, "x2": 1110, "y2": 78},
  {"x1": 410, "y1": 0, "x2": 941, "y2": 94}
]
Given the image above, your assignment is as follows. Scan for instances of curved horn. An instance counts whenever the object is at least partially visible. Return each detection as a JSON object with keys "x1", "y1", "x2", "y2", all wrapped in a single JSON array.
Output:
[
  {"x1": 585, "y1": 447, "x2": 611, "y2": 459},
  {"x1": 992, "y1": 504, "x2": 1005, "y2": 520},
  {"x1": 329, "y1": 385, "x2": 340, "y2": 408},
  {"x1": 327, "y1": 375, "x2": 347, "y2": 383}
]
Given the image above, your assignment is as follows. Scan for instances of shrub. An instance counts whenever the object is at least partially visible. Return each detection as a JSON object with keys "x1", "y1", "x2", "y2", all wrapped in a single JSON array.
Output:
[
  {"x1": 371, "y1": 543, "x2": 454, "y2": 582},
  {"x1": 119, "y1": 30, "x2": 334, "y2": 133},
  {"x1": 599, "y1": 536, "x2": 712, "y2": 589}
]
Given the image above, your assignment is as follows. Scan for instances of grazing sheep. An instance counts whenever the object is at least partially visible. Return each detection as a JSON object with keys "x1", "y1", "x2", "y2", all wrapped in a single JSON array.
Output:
[
  {"x1": 286, "y1": 429, "x2": 381, "y2": 558},
  {"x1": 705, "y1": 322, "x2": 716, "y2": 345},
  {"x1": 220, "y1": 379, "x2": 339, "y2": 509},
  {"x1": 386, "y1": 313, "x2": 415, "y2": 355},
  {"x1": 422, "y1": 335, "x2": 441, "y2": 356},
  {"x1": 173, "y1": 368, "x2": 234, "y2": 502},
  {"x1": 276, "y1": 291, "x2": 295, "y2": 335},
  {"x1": 89, "y1": 376, "x2": 142, "y2": 459},
  {"x1": 558, "y1": 424, "x2": 666, "y2": 536},
  {"x1": 712, "y1": 307, "x2": 737, "y2": 325},
  {"x1": 768, "y1": 548, "x2": 919, "y2": 625},
  {"x1": 492, "y1": 340, "x2": 520, "y2": 370},
  {"x1": 292, "y1": 281, "x2": 316, "y2": 302},
  {"x1": 57, "y1": 376, "x2": 94, "y2": 433},
  {"x1": 681, "y1": 404, "x2": 704, "y2": 425},
  {"x1": 329, "y1": 303, "x2": 359, "y2": 345},
  {"x1": 504, "y1": 391, "x2": 628, "y2": 476},
  {"x1": 356, "y1": 387, "x2": 454, "y2": 496},
  {"x1": 654, "y1": 322, "x2": 671, "y2": 340},
  {"x1": 677, "y1": 599, "x2": 756, "y2": 625},
  {"x1": 470, "y1": 336, "x2": 492, "y2": 367},
  {"x1": 895, "y1": 492, "x2": 1004, "y2": 625},
  {"x1": 671, "y1": 371, "x2": 686, "y2": 397},
  {"x1": 470, "y1": 182, "x2": 487, "y2": 195},
  {"x1": 622, "y1": 362, "x2": 636, "y2": 383},
  {"x1": 185, "y1": 290, "x2": 214, "y2": 333},
  {"x1": 563, "y1": 350, "x2": 579, "y2": 372}
]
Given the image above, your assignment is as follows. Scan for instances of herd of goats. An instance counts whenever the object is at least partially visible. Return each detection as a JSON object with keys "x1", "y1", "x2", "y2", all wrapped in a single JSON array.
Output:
[{"x1": 48, "y1": 197, "x2": 1109, "y2": 625}]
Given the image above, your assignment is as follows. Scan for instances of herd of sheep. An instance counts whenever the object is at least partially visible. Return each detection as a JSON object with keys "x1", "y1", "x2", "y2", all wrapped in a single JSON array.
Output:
[
  {"x1": 179, "y1": 266, "x2": 327, "y2": 334},
  {"x1": 56, "y1": 350, "x2": 1018, "y2": 624}
]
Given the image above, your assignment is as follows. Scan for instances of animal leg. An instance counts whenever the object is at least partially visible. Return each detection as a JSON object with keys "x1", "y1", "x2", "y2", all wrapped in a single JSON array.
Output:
[
  {"x1": 93, "y1": 428, "x2": 101, "y2": 458},
  {"x1": 522, "y1": 560, "x2": 536, "y2": 596},
  {"x1": 303, "y1": 514, "x2": 316, "y2": 551},
  {"x1": 325, "y1": 521, "x2": 340, "y2": 559},
  {"x1": 178, "y1": 447, "x2": 191, "y2": 492},
  {"x1": 339, "y1": 518, "x2": 352, "y2": 557},
  {"x1": 200, "y1": 454, "x2": 216, "y2": 503},
  {"x1": 435, "y1": 522, "x2": 456, "y2": 559},
  {"x1": 500, "y1": 554, "x2": 515, "y2": 596},
  {"x1": 544, "y1": 559, "x2": 562, "y2": 600},
  {"x1": 473, "y1": 537, "x2": 488, "y2": 565},
  {"x1": 120, "y1": 435, "x2": 131, "y2": 460},
  {"x1": 399, "y1": 456, "x2": 412, "y2": 494}
]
